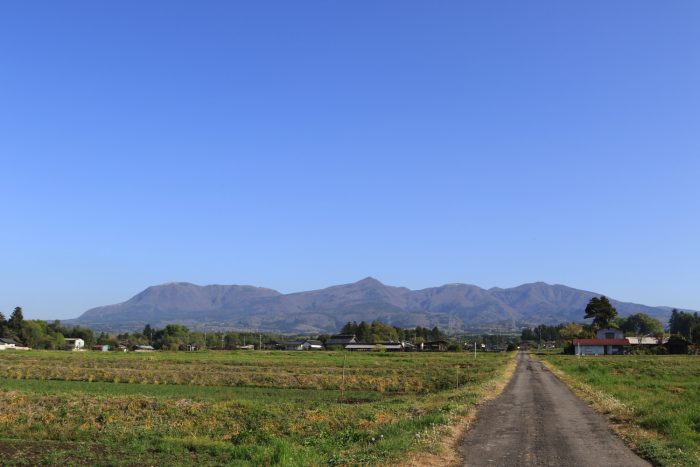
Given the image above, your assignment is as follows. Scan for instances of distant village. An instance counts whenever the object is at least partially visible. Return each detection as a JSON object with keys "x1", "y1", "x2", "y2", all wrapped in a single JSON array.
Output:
[{"x1": 2, "y1": 300, "x2": 699, "y2": 355}]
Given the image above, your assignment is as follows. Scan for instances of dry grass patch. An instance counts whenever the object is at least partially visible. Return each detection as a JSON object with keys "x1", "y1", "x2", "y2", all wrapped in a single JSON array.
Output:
[
  {"x1": 406, "y1": 352, "x2": 518, "y2": 467},
  {"x1": 537, "y1": 355, "x2": 700, "y2": 467}
]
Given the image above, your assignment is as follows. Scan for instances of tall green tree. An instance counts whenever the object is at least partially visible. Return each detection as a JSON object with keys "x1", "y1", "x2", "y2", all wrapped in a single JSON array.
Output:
[
  {"x1": 559, "y1": 323, "x2": 584, "y2": 340},
  {"x1": 584, "y1": 296, "x2": 617, "y2": 329},
  {"x1": 0, "y1": 311, "x2": 7, "y2": 337},
  {"x1": 618, "y1": 313, "x2": 663, "y2": 336},
  {"x1": 8, "y1": 306, "x2": 24, "y2": 332},
  {"x1": 669, "y1": 309, "x2": 700, "y2": 340},
  {"x1": 356, "y1": 321, "x2": 370, "y2": 342}
]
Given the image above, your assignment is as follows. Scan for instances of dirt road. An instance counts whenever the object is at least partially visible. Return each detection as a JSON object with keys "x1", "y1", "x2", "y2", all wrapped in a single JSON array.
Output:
[{"x1": 459, "y1": 352, "x2": 650, "y2": 466}]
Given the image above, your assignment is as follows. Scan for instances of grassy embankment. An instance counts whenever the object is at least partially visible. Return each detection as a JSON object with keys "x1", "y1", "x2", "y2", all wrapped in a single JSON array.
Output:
[
  {"x1": 0, "y1": 350, "x2": 514, "y2": 466},
  {"x1": 537, "y1": 354, "x2": 700, "y2": 467}
]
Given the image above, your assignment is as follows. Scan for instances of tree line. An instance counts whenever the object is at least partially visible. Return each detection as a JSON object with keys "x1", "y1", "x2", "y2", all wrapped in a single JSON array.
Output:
[
  {"x1": 339, "y1": 320, "x2": 444, "y2": 343},
  {"x1": 521, "y1": 296, "x2": 699, "y2": 346},
  {"x1": 0, "y1": 307, "x2": 96, "y2": 349},
  {"x1": 114, "y1": 324, "x2": 293, "y2": 351},
  {"x1": 1, "y1": 307, "x2": 450, "y2": 351},
  {"x1": 669, "y1": 309, "x2": 700, "y2": 343}
]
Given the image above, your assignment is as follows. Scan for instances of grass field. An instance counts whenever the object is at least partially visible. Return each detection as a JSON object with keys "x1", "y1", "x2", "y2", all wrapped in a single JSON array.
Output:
[
  {"x1": 538, "y1": 354, "x2": 700, "y2": 467},
  {"x1": 0, "y1": 350, "x2": 514, "y2": 466}
]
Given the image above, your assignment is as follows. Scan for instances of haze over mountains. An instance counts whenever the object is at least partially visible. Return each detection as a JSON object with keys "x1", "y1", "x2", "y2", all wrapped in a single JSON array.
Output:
[{"x1": 67, "y1": 278, "x2": 680, "y2": 334}]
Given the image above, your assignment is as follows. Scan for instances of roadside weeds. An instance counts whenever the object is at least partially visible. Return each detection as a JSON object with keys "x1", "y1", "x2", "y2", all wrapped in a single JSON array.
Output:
[
  {"x1": 405, "y1": 352, "x2": 519, "y2": 467},
  {"x1": 537, "y1": 358, "x2": 699, "y2": 467}
]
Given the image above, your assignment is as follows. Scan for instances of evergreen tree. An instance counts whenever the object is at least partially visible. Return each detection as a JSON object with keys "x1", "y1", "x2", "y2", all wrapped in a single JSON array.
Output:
[
  {"x1": 143, "y1": 324, "x2": 154, "y2": 343},
  {"x1": 669, "y1": 309, "x2": 700, "y2": 340},
  {"x1": 340, "y1": 321, "x2": 358, "y2": 335},
  {"x1": 618, "y1": 313, "x2": 663, "y2": 336},
  {"x1": 584, "y1": 296, "x2": 617, "y2": 329},
  {"x1": 357, "y1": 321, "x2": 370, "y2": 342},
  {"x1": 0, "y1": 311, "x2": 7, "y2": 337},
  {"x1": 8, "y1": 307, "x2": 24, "y2": 333}
]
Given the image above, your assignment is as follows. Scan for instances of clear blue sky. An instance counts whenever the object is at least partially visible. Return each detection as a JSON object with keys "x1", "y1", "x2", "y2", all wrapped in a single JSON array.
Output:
[{"x1": 1, "y1": 1, "x2": 698, "y2": 320}]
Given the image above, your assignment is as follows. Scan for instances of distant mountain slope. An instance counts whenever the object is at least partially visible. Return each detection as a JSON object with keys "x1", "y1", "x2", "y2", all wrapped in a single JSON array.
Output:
[{"x1": 67, "y1": 278, "x2": 681, "y2": 333}]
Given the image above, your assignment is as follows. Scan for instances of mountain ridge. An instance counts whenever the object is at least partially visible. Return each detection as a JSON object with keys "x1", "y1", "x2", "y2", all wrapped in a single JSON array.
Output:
[{"x1": 66, "y1": 278, "x2": 686, "y2": 333}]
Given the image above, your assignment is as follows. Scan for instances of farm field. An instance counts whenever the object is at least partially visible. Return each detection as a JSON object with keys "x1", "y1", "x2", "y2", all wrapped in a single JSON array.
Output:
[
  {"x1": 538, "y1": 354, "x2": 700, "y2": 467},
  {"x1": 0, "y1": 350, "x2": 514, "y2": 466}
]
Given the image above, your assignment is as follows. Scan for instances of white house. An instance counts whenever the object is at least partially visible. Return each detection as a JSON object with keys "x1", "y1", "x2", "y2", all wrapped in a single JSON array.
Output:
[
  {"x1": 574, "y1": 329, "x2": 628, "y2": 356},
  {"x1": 64, "y1": 338, "x2": 85, "y2": 351},
  {"x1": 0, "y1": 338, "x2": 17, "y2": 349},
  {"x1": 283, "y1": 339, "x2": 324, "y2": 351}
]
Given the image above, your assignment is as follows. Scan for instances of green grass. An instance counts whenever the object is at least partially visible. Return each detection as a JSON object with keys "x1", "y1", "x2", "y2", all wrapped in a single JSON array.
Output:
[
  {"x1": 0, "y1": 350, "x2": 514, "y2": 465},
  {"x1": 539, "y1": 355, "x2": 700, "y2": 467}
]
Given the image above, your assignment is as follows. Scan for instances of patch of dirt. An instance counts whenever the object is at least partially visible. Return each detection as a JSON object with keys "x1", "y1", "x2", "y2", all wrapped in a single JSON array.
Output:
[{"x1": 0, "y1": 439, "x2": 104, "y2": 465}]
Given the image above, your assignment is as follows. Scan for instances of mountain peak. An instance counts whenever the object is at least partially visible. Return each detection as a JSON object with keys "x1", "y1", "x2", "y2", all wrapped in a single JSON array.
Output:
[
  {"x1": 355, "y1": 276, "x2": 384, "y2": 287},
  {"x1": 71, "y1": 279, "x2": 682, "y2": 333}
]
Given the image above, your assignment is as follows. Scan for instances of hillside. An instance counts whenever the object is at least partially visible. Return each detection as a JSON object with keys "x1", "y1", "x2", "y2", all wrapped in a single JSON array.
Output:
[{"x1": 66, "y1": 278, "x2": 681, "y2": 333}]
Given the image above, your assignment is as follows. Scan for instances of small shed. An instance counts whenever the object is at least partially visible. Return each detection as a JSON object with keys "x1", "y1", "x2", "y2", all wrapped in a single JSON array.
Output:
[
  {"x1": 422, "y1": 341, "x2": 449, "y2": 352},
  {"x1": 64, "y1": 338, "x2": 85, "y2": 351},
  {"x1": 92, "y1": 345, "x2": 110, "y2": 351}
]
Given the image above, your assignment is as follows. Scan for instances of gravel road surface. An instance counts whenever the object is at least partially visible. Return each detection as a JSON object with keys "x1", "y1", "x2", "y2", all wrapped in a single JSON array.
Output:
[{"x1": 459, "y1": 352, "x2": 650, "y2": 466}]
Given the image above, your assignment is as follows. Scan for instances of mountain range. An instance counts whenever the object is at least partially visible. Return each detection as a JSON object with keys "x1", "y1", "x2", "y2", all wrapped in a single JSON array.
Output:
[{"x1": 66, "y1": 278, "x2": 682, "y2": 334}]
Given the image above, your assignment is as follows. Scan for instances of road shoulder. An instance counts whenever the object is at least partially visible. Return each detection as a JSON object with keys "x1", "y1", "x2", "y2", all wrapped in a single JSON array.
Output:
[
  {"x1": 535, "y1": 355, "x2": 684, "y2": 466},
  {"x1": 406, "y1": 352, "x2": 518, "y2": 467}
]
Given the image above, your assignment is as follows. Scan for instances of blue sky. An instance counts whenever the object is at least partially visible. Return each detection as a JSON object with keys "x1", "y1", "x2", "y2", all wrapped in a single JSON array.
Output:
[{"x1": 1, "y1": 1, "x2": 699, "y2": 320}]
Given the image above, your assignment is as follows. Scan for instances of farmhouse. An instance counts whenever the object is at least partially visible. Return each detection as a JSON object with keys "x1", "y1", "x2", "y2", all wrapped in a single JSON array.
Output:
[
  {"x1": 64, "y1": 338, "x2": 85, "y2": 351},
  {"x1": 345, "y1": 342, "x2": 407, "y2": 352},
  {"x1": 0, "y1": 338, "x2": 31, "y2": 351},
  {"x1": 0, "y1": 337, "x2": 17, "y2": 349},
  {"x1": 421, "y1": 340, "x2": 449, "y2": 352},
  {"x1": 284, "y1": 339, "x2": 324, "y2": 350},
  {"x1": 326, "y1": 334, "x2": 358, "y2": 348},
  {"x1": 573, "y1": 328, "x2": 628, "y2": 355}
]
